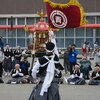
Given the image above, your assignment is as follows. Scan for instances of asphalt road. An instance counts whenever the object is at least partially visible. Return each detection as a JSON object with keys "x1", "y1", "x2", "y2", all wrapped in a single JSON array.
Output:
[{"x1": 0, "y1": 83, "x2": 100, "y2": 100}]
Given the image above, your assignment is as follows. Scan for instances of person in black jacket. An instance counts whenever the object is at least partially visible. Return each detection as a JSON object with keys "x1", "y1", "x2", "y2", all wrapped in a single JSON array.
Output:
[
  {"x1": 3, "y1": 44, "x2": 13, "y2": 76},
  {"x1": 63, "y1": 45, "x2": 71, "y2": 74},
  {"x1": 7, "y1": 64, "x2": 24, "y2": 84},
  {"x1": 12, "y1": 46, "x2": 22, "y2": 67}
]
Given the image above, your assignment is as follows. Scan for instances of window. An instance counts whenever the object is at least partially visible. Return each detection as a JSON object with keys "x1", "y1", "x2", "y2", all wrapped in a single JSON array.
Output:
[
  {"x1": 26, "y1": 18, "x2": 35, "y2": 25},
  {"x1": 56, "y1": 38, "x2": 64, "y2": 48},
  {"x1": 8, "y1": 38, "x2": 16, "y2": 47},
  {"x1": 75, "y1": 28, "x2": 84, "y2": 37},
  {"x1": 86, "y1": 16, "x2": 95, "y2": 24},
  {"x1": 17, "y1": 18, "x2": 25, "y2": 25},
  {"x1": 75, "y1": 38, "x2": 84, "y2": 48},
  {"x1": 65, "y1": 28, "x2": 74, "y2": 37},
  {"x1": 96, "y1": 28, "x2": 100, "y2": 37},
  {"x1": 86, "y1": 28, "x2": 93, "y2": 37},
  {"x1": 0, "y1": 29, "x2": 6, "y2": 37},
  {"x1": 0, "y1": 18, "x2": 6, "y2": 25},
  {"x1": 65, "y1": 38, "x2": 74, "y2": 47},
  {"x1": 17, "y1": 29, "x2": 25, "y2": 37},
  {"x1": 0, "y1": 15, "x2": 98, "y2": 49},
  {"x1": 97, "y1": 16, "x2": 100, "y2": 24},
  {"x1": 56, "y1": 29, "x2": 64, "y2": 37},
  {"x1": 17, "y1": 38, "x2": 25, "y2": 47},
  {"x1": 8, "y1": 18, "x2": 15, "y2": 25},
  {"x1": 8, "y1": 29, "x2": 16, "y2": 37}
]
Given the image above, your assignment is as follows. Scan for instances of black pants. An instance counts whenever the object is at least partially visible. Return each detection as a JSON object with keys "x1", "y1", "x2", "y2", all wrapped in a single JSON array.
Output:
[
  {"x1": 0, "y1": 63, "x2": 3, "y2": 77},
  {"x1": 69, "y1": 62, "x2": 76, "y2": 75}
]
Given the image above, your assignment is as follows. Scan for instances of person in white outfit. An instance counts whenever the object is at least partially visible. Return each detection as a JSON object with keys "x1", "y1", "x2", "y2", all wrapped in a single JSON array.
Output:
[
  {"x1": 49, "y1": 29, "x2": 59, "y2": 57},
  {"x1": 28, "y1": 42, "x2": 63, "y2": 100},
  {"x1": 93, "y1": 41, "x2": 99, "y2": 50}
]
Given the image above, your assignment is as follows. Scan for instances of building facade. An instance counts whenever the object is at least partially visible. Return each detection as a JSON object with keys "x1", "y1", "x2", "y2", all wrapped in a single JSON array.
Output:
[{"x1": 0, "y1": 0, "x2": 100, "y2": 49}]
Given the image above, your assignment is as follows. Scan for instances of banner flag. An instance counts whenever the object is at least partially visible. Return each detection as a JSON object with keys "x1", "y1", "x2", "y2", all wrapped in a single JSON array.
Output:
[{"x1": 44, "y1": 0, "x2": 87, "y2": 29}]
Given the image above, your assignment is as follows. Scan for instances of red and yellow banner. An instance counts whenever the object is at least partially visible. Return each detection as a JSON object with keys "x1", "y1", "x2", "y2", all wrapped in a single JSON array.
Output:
[{"x1": 44, "y1": 0, "x2": 87, "y2": 29}]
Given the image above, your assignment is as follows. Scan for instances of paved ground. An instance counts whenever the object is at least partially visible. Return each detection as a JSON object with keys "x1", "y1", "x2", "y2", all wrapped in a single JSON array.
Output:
[
  {"x1": 0, "y1": 83, "x2": 100, "y2": 100},
  {"x1": 0, "y1": 58, "x2": 100, "y2": 100}
]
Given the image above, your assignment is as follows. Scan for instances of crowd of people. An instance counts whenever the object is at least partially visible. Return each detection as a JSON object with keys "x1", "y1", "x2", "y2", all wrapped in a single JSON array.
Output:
[
  {"x1": 63, "y1": 41, "x2": 100, "y2": 85},
  {"x1": 0, "y1": 37, "x2": 32, "y2": 83},
  {"x1": 0, "y1": 35, "x2": 100, "y2": 99}
]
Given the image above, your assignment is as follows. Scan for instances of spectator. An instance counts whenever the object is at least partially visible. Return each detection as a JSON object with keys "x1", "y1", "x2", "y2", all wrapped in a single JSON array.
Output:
[
  {"x1": 88, "y1": 65, "x2": 100, "y2": 85},
  {"x1": 86, "y1": 42, "x2": 91, "y2": 55},
  {"x1": 69, "y1": 44, "x2": 78, "y2": 75},
  {"x1": 3, "y1": 44, "x2": 13, "y2": 76},
  {"x1": 92, "y1": 47, "x2": 100, "y2": 66},
  {"x1": 7, "y1": 64, "x2": 24, "y2": 84},
  {"x1": 0, "y1": 48, "x2": 4, "y2": 83},
  {"x1": 93, "y1": 41, "x2": 99, "y2": 50},
  {"x1": 13, "y1": 45, "x2": 22, "y2": 66},
  {"x1": 0, "y1": 36, "x2": 4, "y2": 51},
  {"x1": 82, "y1": 41, "x2": 87, "y2": 55},
  {"x1": 67, "y1": 64, "x2": 85, "y2": 85},
  {"x1": 20, "y1": 57, "x2": 30, "y2": 77},
  {"x1": 63, "y1": 46, "x2": 71, "y2": 74},
  {"x1": 80, "y1": 56, "x2": 91, "y2": 79}
]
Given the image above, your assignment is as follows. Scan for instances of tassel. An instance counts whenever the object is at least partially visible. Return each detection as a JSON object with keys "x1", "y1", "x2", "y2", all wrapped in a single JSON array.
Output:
[{"x1": 44, "y1": 0, "x2": 80, "y2": 8}]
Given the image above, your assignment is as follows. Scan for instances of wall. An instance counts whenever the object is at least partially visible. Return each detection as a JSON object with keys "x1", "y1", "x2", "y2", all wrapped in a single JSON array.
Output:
[{"x1": 0, "y1": 0, "x2": 100, "y2": 14}]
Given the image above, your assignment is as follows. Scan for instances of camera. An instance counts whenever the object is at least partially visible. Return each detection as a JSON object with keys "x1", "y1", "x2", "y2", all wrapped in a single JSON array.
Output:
[{"x1": 67, "y1": 47, "x2": 73, "y2": 52}]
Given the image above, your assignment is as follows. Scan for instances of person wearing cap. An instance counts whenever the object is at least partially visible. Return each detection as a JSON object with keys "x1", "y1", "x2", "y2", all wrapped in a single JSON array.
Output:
[
  {"x1": 28, "y1": 42, "x2": 63, "y2": 100},
  {"x1": 88, "y1": 65, "x2": 100, "y2": 85},
  {"x1": 0, "y1": 48, "x2": 4, "y2": 83},
  {"x1": 20, "y1": 57, "x2": 30, "y2": 76},
  {"x1": 67, "y1": 64, "x2": 85, "y2": 85}
]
